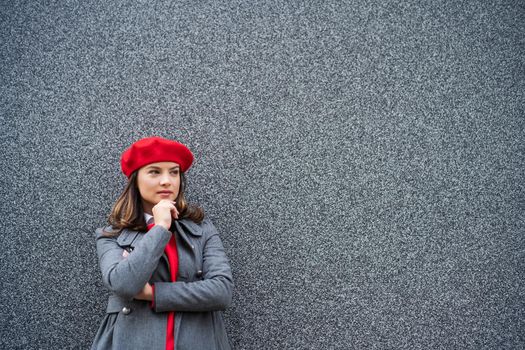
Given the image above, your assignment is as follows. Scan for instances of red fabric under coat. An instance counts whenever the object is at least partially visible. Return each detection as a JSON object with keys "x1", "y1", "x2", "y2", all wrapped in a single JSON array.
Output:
[{"x1": 147, "y1": 223, "x2": 179, "y2": 350}]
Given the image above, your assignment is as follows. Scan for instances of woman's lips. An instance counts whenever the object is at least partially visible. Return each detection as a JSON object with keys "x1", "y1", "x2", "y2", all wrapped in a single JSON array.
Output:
[{"x1": 157, "y1": 191, "x2": 173, "y2": 197}]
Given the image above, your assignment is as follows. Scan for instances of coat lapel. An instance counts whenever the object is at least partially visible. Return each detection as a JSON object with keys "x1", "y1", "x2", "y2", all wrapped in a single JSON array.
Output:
[
  {"x1": 178, "y1": 219, "x2": 203, "y2": 237},
  {"x1": 173, "y1": 219, "x2": 202, "y2": 249}
]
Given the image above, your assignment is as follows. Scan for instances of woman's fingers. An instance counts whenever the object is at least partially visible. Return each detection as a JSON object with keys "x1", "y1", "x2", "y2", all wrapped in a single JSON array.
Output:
[
  {"x1": 134, "y1": 283, "x2": 153, "y2": 301},
  {"x1": 168, "y1": 200, "x2": 179, "y2": 219},
  {"x1": 171, "y1": 205, "x2": 179, "y2": 220},
  {"x1": 152, "y1": 200, "x2": 177, "y2": 228},
  {"x1": 152, "y1": 200, "x2": 179, "y2": 228}
]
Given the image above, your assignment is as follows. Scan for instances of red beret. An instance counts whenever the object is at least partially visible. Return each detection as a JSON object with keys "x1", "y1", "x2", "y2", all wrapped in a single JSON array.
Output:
[{"x1": 120, "y1": 136, "x2": 194, "y2": 177}]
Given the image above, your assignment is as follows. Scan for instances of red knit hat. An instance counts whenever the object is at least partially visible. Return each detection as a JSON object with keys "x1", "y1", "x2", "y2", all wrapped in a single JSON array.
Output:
[{"x1": 120, "y1": 136, "x2": 194, "y2": 177}]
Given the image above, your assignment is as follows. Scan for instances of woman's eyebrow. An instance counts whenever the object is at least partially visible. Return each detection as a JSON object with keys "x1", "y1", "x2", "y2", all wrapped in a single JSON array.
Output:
[{"x1": 146, "y1": 165, "x2": 180, "y2": 170}]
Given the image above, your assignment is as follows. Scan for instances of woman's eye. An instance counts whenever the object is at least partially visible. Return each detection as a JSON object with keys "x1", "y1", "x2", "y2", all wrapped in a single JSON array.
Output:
[
  {"x1": 149, "y1": 170, "x2": 159, "y2": 174},
  {"x1": 171, "y1": 171, "x2": 179, "y2": 175}
]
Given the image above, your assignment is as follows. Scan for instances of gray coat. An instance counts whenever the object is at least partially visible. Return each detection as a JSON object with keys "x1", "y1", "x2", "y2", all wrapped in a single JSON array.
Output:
[{"x1": 91, "y1": 217, "x2": 234, "y2": 350}]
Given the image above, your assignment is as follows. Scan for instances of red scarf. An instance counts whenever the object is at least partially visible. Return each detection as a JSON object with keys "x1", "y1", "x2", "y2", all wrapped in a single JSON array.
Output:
[{"x1": 147, "y1": 222, "x2": 178, "y2": 350}]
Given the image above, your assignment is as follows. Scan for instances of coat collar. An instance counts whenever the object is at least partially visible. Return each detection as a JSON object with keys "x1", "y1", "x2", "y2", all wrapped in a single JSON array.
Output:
[
  {"x1": 116, "y1": 218, "x2": 203, "y2": 247},
  {"x1": 116, "y1": 228, "x2": 140, "y2": 246},
  {"x1": 177, "y1": 218, "x2": 203, "y2": 237}
]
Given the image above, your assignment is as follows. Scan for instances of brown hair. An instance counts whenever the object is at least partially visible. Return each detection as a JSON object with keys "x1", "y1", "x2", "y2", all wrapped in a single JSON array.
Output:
[{"x1": 102, "y1": 171, "x2": 204, "y2": 236}]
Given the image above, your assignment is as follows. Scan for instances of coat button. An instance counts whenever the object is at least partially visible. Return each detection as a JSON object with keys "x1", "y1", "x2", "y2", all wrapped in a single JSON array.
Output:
[
  {"x1": 196, "y1": 270, "x2": 203, "y2": 277},
  {"x1": 122, "y1": 307, "x2": 131, "y2": 315}
]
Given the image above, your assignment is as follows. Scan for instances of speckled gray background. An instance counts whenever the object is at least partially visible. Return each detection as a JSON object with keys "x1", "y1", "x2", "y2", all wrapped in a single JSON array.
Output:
[{"x1": 1, "y1": 0, "x2": 523, "y2": 349}]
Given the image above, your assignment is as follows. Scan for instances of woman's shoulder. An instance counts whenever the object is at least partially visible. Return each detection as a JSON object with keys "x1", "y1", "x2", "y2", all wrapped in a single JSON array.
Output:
[{"x1": 95, "y1": 225, "x2": 120, "y2": 239}]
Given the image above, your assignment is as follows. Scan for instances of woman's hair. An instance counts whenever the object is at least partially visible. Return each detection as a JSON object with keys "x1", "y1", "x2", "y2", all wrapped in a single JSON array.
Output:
[{"x1": 102, "y1": 171, "x2": 204, "y2": 236}]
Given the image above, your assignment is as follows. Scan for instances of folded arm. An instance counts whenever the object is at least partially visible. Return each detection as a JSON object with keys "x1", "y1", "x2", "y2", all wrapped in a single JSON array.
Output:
[
  {"x1": 96, "y1": 226, "x2": 171, "y2": 299},
  {"x1": 153, "y1": 222, "x2": 234, "y2": 312}
]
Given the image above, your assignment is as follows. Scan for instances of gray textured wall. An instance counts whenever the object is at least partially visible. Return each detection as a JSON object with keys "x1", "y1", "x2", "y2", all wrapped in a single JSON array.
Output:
[{"x1": 1, "y1": 0, "x2": 523, "y2": 349}]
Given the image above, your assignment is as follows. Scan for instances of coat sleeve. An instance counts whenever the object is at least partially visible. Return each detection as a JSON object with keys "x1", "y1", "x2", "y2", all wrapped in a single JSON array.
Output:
[
  {"x1": 95, "y1": 225, "x2": 171, "y2": 299},
  {"x1": 153, "y1": 220, "x2": 234, "y2": 312}
]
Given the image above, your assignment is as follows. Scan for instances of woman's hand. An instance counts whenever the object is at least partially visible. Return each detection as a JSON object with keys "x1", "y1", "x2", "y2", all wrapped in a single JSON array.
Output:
[
  {"x1": 134, "y1": 283, "x2": 153, "y2": 301},
  {"x1": 152, "y1": 200, "x2": 179, "y2": 229}
]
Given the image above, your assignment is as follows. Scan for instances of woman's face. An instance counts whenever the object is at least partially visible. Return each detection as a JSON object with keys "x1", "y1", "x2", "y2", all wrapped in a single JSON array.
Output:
[{"x1": 136, "y1": 161, "x2": 181, "y2": 214}]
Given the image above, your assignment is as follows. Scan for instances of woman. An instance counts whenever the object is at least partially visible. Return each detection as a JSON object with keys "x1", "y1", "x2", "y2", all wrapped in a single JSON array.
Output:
[{"x1": 92, "y1": 136, "x2": 234, "y2": 350}]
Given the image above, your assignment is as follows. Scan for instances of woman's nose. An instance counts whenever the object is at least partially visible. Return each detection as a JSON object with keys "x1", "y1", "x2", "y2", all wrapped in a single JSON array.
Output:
[{"x1": 159, "y1": 173, "x2": 171, "y2": 185}]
